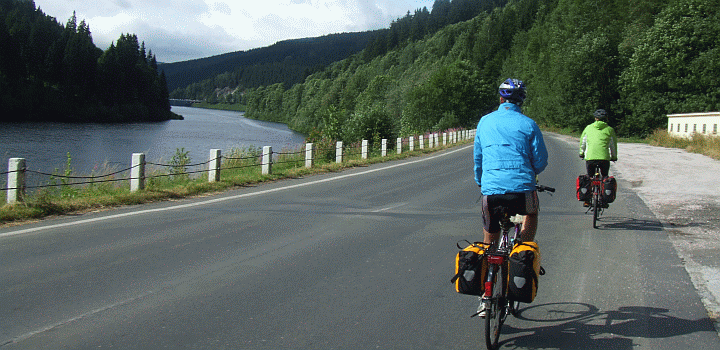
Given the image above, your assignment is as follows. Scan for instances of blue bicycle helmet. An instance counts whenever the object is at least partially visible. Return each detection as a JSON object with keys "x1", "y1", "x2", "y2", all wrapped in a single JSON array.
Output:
[{"x1": 498, "y1": 78, "x2": 526, "y2": 105}]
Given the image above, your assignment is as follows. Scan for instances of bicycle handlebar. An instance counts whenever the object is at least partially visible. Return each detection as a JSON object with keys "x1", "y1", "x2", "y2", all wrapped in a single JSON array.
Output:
[{"x1": 536, "y1": 184, "x2": 556, "y2": 193}]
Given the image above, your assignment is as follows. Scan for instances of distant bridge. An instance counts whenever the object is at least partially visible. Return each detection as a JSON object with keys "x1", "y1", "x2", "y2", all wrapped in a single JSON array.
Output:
[{"x1": 169, "y1": 99, "x2": 203, "y2": 107}]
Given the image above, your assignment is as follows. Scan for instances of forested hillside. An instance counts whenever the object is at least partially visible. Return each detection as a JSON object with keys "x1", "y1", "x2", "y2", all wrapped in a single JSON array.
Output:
[
  {"x1": 168, "y1": 0, "x2": 510, "y2": 106},
  {"x1": 163, "y1": 31, "x2": 377, "y2": 99},
  {"x1": 216, "y1": 0, "x2": 720, "y2": 143},
  {"x1": 0, "y1": 0, "x2": 177, "y2": 122}
]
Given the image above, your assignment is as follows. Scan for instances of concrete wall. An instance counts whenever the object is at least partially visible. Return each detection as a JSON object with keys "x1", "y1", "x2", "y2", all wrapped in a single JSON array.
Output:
[{"x1": 667, "y1": 112, "x2": 720, "y2": 138}]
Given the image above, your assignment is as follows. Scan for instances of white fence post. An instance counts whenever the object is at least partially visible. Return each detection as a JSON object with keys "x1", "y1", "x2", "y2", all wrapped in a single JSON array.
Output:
[
  {"x1": 7, "y1": 158, "x2": 25, "y2": 204},
  {"x1": 397, "y1": 138, "x2": 402, "y2": 154},
  {"x1": 208, "y1": 149, "x2": 221, "y2": 183},
  {"x1": 130, "y1": 153, "x2": 145, "y2": 192},
  {"x1": 434, "y1": 133, "x2": 439, "y2": 147},
  {"x1": 429, "y1": 134, "x2": 434, "y2": 148},
  {"x1": 409, "y1": 136, "x2": 415, "y2": 151},
  {"x1": 443, "y1": 132, "x2": 447, "y2": 146},
  {"x1": 305, "y1": 143, "x2": 314, "y2": 168},
  {"x1": 262, "y1": 146, "x2": 272, "y2": 174},
  {"x1": 336, "y1": 141, "x2": 343, "y2": 163},
  {"x1": 362, "y1": 140, "x2": 369, "y2": 159},
  {"x1": 381, "y1": 139, "x2": 387, "y2": 157},
  {"x1": 419, "y1": 135, "x2": 424, "y2": 149}
]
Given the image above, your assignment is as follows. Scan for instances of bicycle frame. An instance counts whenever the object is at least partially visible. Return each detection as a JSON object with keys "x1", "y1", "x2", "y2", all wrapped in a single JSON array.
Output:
[
  {"x1": 482, "y1": 212, "x2": 521, "y2": 349},
  {"x1": 479, "y1": 185, "x2": 554, "y2": 349},
  {"x1": 589, "y1": 170, "x2": 605, "y2": 228},
  {"x1": 484, "y1": 215, "x2": 519, "y2": 298}
]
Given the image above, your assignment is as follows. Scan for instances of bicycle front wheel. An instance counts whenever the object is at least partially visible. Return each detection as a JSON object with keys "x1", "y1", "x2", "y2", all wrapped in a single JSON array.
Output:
[{"x1": 484, "y1": 265, "x2": 506, "y2": 350}]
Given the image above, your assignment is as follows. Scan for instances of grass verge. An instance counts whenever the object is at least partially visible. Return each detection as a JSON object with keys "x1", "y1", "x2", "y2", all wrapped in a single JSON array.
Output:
[
  {"x1": 646, "y1": 129, "x2": 720, "y2": 160},
  {"x1": 543, "y1": 125, "x2": 720, "y2": 159}
]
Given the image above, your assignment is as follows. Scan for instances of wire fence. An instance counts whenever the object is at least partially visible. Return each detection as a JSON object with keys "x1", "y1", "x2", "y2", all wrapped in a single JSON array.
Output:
[
  {"x1": 1, "y1": 149, "x2": 293, "y2": 193},
  {"x1": 2, "y1": 130, "x2": 473, "y2": 202}
]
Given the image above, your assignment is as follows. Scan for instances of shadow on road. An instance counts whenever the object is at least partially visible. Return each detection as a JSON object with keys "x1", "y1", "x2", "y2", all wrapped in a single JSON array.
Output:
[
  {"x1": 500, "y1": 303, "x2": 716, "y2": 349},
  {"x1": 593, "y1": 216, "x2": 664, "y2": 231}
]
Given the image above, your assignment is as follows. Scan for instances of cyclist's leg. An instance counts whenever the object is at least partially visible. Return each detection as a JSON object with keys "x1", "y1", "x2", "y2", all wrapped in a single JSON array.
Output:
[
  {"x1": 520, "y1": 191, "x2": 539, "y2": 242},
  {"x1": 521, "y1": 214, "x2": 537, "y2": 242},
  {"x1": 482, "y1": 195, "x2": 501, "y2": 244},
  {"x1": 599, "y1": 160, "x2": 610, "y2": 178},
  {"x1": 483, "y1": 229, "x2": 498, "y2": 247},
  {"x1": 585, "y1": 160, "x2": 595, "y2": 177}
]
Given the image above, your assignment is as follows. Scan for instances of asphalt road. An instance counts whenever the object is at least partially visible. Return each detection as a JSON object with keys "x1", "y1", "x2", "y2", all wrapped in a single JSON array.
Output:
[{"x1": 1, "y1": 136, "x2": 718, "y2": 349}]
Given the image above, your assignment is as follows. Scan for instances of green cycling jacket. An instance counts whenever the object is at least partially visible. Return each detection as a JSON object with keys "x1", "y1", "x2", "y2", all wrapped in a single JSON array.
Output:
[{"x1": 579, "y1": 121, "x2": 618, "y2": 161}]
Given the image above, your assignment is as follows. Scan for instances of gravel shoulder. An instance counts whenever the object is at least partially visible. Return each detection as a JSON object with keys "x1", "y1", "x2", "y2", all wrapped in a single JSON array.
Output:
[{"x1": 548, "y1": 132, "x2": 720, "y2": 332}]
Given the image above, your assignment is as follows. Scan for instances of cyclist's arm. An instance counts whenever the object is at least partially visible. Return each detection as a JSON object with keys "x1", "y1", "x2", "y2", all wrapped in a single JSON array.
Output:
[
  {"x1": 474, "y1": 132, "x2": 483, "y2": 187},
  {"x1": 579, "y1": 127, "x2": 588, "y2": 157},
  {"x1": 530, "y1": 123, "x2": 548, "y2": 175}
]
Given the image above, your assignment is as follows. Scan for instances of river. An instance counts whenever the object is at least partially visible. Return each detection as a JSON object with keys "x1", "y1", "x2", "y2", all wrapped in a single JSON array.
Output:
[{"x1": 0, "y1": 107, "x2": 306, "y2": 180}]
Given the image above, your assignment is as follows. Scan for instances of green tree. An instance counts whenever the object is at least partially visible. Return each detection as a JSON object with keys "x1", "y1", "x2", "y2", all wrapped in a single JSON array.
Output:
[
  {"x1": 0, "y1": 1, "x2": 173, "y2": 122},
  {"x1": 619, "y1": 0, "x2": 720, "y2": 136},
  {"x1": 343, "y1": 106, "x2": 395, "y2": 146},
  {"x1": 401, "y1": 60, "x2": 482, "y2": 135}
]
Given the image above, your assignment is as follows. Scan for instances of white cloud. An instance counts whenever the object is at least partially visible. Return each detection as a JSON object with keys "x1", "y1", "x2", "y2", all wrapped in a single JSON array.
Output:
[
  {"x1": 85, "y1": 13, "x2": 134, "y2": 38},
  {"x1": 33, "y1": 0, "x2": 435, "y2": 63}
]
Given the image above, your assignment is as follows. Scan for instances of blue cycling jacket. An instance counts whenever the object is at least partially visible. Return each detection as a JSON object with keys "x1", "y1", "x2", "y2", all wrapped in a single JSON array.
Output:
[{"x1": 474, "y1": 103, "x2": 548, "y2": 195}]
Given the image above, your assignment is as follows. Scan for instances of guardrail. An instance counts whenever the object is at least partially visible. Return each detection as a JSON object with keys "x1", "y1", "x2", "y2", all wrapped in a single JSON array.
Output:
[{"x1": 3, "y1": 130, "x2": 475, "y2": 204}]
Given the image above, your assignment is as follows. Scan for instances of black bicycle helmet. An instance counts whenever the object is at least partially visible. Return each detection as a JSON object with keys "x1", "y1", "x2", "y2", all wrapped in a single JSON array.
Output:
[
  {"x1": 593, "y1": 109, "x2": 607, "y2": 120},
  {"x1": 498, "y1": 78, "x2": 526, "y2": 105}
]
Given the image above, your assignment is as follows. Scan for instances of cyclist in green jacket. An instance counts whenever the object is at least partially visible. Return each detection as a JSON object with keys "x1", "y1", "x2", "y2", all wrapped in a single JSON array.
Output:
[{"x1": 579, "y1": 109, "x2": 618, "y2": 177}]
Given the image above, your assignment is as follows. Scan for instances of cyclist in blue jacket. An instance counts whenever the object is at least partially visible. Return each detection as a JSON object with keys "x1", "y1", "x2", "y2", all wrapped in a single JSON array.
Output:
[{"x1": 474, "y1": 78, "x2": 548, "y2": 244}]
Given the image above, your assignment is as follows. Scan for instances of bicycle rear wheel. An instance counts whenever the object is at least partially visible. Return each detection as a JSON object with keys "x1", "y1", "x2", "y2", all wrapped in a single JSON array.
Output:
[
  {"x1": 484, "y1": 264, "x2": 506, "y2": 350},
  {"x1": 592, "y1": 192, "x2": 599, "y2": 229}
]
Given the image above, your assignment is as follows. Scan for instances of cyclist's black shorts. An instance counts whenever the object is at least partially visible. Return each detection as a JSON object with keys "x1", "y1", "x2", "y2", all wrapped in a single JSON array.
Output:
[
  {"x1": 482, "y1": 191, "x2": 539, "y2": 233},
  {"x1": 586, "y1": 160, "x2": 610, "y2": 177}
]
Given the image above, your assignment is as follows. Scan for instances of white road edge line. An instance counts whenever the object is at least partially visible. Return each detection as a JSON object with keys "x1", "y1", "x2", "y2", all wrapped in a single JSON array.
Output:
[
  {"x1": 3, "y1": 290, "x2": 156, "y2": 346},
  {"x1": 371, "y1": 203, "x2": 408, "y2": 213},
  {"x1": 1, "y1": 145, "x2": 473, "y2": 238}
]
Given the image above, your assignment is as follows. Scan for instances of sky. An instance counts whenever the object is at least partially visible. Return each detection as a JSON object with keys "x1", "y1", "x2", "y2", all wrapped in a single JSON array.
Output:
[{"x1": 34, "y1": 0, "x2": 436, "y2": 63}]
